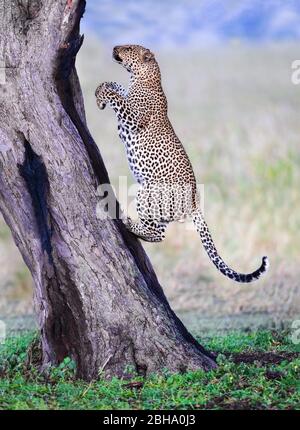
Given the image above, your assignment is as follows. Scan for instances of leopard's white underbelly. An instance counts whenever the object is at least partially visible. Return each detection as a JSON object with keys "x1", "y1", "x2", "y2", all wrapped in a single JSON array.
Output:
[{"x1": 118, "y1": 123, "x2": 147, "y2": 184}]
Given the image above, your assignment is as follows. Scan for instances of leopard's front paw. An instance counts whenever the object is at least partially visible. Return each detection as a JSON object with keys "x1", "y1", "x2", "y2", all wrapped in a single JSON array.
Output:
[
  {"x1": 96, "y1": 100, "x2": 106, "y2": 110},
  {"x1": 95, "y1": 82, "x2": 111, "y2": 110}
]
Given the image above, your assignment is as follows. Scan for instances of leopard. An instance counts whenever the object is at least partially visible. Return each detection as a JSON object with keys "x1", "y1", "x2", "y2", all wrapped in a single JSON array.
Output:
[{"x1": 95, "y1": 44, "x2": 269, "y2": 283}]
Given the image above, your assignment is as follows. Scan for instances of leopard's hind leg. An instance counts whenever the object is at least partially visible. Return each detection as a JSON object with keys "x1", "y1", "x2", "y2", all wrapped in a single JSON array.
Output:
[
  {"x1": 123, "y1": 185, "x2": 169, "y2": 242},
  {"x1": 124, "y1": 217, "x2": 167, "y2": 242}
]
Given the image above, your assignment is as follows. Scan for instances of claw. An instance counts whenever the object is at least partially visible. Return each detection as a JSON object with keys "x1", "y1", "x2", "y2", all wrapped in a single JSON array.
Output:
[{"x1": 97, "y1": 100, "x2": 106, "y2": 110}]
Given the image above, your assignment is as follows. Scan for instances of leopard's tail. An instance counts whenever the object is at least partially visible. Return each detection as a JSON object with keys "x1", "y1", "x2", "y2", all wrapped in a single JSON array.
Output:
[{"x1": 192, "y1": 208, "x2": 269, "y2": 283}]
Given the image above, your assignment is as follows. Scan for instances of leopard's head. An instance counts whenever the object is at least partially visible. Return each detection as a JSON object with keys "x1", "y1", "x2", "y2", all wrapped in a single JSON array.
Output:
[{"x1": 112, "y1": 45, "x2": 160, "y2": 80}]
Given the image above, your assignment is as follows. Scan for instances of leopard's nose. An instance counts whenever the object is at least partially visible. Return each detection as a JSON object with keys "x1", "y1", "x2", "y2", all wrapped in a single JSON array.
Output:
[
  {"x1": 113, "y1": 46, "x2": 120, "y2": 56},
  {"x1": 113, "y1": 47, "x2": 122, "y2": 63}
]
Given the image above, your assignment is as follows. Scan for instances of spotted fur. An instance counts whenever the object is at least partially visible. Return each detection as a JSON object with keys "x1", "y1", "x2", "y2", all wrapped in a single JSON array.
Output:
[{"x1": 95, "y1": 45, "x2": 269, "y2": 283}]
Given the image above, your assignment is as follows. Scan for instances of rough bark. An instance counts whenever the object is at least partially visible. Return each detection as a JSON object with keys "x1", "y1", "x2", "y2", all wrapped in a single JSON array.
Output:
[{"x1": 0, "y1": 0, "x2": 216, "y2": 380}]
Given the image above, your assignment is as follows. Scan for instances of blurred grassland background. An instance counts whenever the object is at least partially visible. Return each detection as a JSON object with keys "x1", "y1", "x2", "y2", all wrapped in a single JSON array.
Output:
[{"x1": 1, "y1": 0, "x2": 300, "y2": 332}]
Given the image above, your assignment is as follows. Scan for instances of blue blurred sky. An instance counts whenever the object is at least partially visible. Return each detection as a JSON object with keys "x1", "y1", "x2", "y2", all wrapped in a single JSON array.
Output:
[{"x1": 81, "y1": 0, "x2": 300, "y2": 47}]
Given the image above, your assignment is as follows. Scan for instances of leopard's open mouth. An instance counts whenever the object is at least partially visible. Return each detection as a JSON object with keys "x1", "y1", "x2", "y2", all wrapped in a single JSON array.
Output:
[{"x1": 113, "y1": 51, "x2": 122, "y2": 63}]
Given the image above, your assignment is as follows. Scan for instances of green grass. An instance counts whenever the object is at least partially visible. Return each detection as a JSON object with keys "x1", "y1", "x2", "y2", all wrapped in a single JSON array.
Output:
[{"x1": 0, "y1": 330, "x2": 299, "y2": 410}]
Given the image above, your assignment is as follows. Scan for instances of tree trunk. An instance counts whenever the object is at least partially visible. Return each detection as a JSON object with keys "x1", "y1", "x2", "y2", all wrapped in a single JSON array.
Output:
[{"x1": 0, "y1": 0, "x2": 216, "y2": 380}]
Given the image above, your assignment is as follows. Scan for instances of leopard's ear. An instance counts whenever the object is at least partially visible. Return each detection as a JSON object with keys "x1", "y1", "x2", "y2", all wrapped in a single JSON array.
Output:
[{"x1": 143, "y1": 50, "x2": 154, "y2": 62}]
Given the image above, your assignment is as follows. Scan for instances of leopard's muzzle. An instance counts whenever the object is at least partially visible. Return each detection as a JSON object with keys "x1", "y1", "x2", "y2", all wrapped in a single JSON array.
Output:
[{"x1": 113, "y1": 47, "x2": 122, "y2": 63}]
